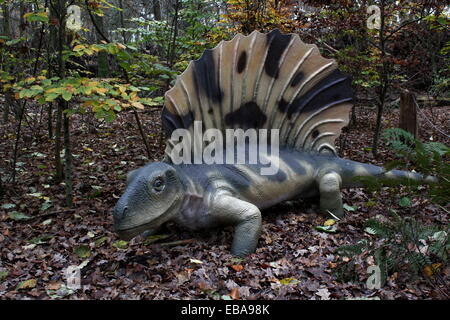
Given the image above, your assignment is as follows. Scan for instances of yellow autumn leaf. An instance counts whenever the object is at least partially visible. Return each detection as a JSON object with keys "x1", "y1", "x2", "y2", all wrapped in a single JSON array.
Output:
[
  {"x1": 129, "y1": 91, "x2": 138, "y2": 101},
  {"x1": 131, "y1": 101, "x2": 144, "y2": 110},
  {"x1": 82, "y1": 101, "x2": 93, "y2": 107},
  {"x1": 25, "y1": 77, "x2": 36, "y2": 84},
  {"x1": 73, "y1": 44, "x2": 85, "y2": 51},
  {"x1": 90, "y1": 45, "x2": 101, "y2": 52},
  {"x1": 96, "y1": 87, "x2": 108, "y2": 95},
  {"x1": 46, "y1": 88, "x2": 58, "y2": 93},
  {"x1": 17, "y1": 278, "x2": 37, "y2": 290},
  {"x1": 423, "y1": 266, "x2": 433, "y2": 277},
  {"x1": 432, "y1": 263, "x2": 442, "y2": 270},
  {"x1": 324, "y1": 219, "x2": 336, "y2": 226},
  {"x1": 87, "y1": 81, "x2": 99, "y2": 87}
]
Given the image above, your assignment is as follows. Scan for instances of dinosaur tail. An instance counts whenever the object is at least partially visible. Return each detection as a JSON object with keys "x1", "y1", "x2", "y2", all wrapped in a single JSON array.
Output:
[{"x1": 339, "y1": 158, "x2": 438, "y2": 188}]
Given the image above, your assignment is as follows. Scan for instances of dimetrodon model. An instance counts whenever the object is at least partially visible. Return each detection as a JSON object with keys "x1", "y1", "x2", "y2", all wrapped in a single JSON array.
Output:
[{"x1": 112, "y1": 30, "x2": 436, "y2": 256}]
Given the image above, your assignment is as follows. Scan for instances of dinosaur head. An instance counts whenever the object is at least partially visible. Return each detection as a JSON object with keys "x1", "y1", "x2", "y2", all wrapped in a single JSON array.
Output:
[{"x1": 112, "y1": 162, "x2": 184, "y2": 240}]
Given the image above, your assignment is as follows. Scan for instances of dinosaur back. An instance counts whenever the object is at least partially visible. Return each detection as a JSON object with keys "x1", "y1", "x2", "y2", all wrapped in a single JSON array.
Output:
[{"x1": 162, "y1": 29, "x2": 354, "y2": 159}]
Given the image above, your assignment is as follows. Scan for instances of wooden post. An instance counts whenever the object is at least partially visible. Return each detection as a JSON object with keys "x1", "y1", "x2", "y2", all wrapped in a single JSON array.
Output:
[{"x1": 399, "y1": 89, "x2": 418, "y2": 138}]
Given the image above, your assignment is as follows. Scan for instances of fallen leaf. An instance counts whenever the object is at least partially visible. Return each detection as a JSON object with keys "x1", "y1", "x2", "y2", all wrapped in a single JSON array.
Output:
[
  {"x1": 230, "y1": 287, "x2": 240, "y2": 300},
  {"x1": 0, "y1": 270, "x2": 9, "y2": 281},
  {"x1": 17, "y1": 278, "x2": 37, "y2": 290},
  {"x1": 230, "y1": 264, "x2": 244, "y2": 272},
  {"x1": 175, "y1": 271, "x2": 190, "y2": 284},
  {"x1": 315, "y1": 225, "x2": 337, "y2": 233},
  {"x1": 279, "y1": 277, "x2": 299, "y2": 285},
  {"x1": 316, "y1": 288, "x2": 331, "y2": 300},
  {"x1": 1, "y1": 203, "x2": 16, "y2": 209},
  {"x1": 9, "y1": 211, "x2": 32, "y2": 220},
  {"x1": 328, "y1": 262, "x2": 337, "y2": 269},
  {"x1": 189, "y1": 259, "x2": 203, "y2": 264},
  {"x1": 112, "y1": 240, "x2": 128, "y2": 249},
  {"x1": 74, "y1": 245, "x2": 91, "y2": 258},
  {"x1": 46, "y1": 281, "x2": 62, "y2": 290},
  {"x1": 343, "y1": 204, "x2": 357, "y2": 212}
]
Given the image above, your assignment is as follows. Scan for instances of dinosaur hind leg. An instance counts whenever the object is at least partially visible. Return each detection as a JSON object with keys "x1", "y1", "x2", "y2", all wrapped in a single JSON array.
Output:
[{"x1": 318, "y1": 171, "x2": 344, "y2": 218}]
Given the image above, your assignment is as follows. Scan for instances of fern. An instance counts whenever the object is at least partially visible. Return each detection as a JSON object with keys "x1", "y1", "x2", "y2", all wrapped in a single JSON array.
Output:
[
  {"x1": 383, "y1": 128, "x2": 416, "y2": 155},
  {"x1": 335, "y1": 211, "x2": 449, "y2": 285},
  {"x1": 364, "y1": 219, "x2": 395, "y2": 238},
  {"x1": 335, "y1": 129, "x2": 449, "y2": 289},
  {"x1": 381, "y1": 128, "x2": 450, "y2": 204},
  {"x1": 336, "y1": 239, "x2": 369, "y2": 257}
]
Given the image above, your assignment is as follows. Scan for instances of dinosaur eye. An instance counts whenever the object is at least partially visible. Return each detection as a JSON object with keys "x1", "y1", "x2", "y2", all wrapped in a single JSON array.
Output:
[{"x1": 152, "y1": 177, "x2": 165, "y2": 192}]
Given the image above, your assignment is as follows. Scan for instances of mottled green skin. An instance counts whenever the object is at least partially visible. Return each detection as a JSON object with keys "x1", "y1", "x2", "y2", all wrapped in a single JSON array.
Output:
[{"x1": 112, "y1": 147, "x2": 433, "y2": 256}]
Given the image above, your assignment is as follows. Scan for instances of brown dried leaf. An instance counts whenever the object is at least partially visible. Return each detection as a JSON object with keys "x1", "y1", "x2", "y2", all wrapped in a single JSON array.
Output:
[{"x1": 230, "y1": 287, "x2": 240, "y2": 300}]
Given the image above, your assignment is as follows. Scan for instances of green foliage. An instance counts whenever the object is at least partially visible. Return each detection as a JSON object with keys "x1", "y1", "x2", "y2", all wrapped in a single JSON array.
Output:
[
  {"x1": 222, "y1": 0, "x2": 296, "y2": 34},
  {"x1": 382, "y1": 128, "x2": 450, "y2": 204},
  {"x1": 335, "y1": 210, "x2": 449, "y2": 285},
  {"x1": 11, "y1": 75, "x2": 159, "y2": 121},
  {"x1": 429, "y1": 66, "x2": 450, "y2": 98},
  {"x1": 117, "y1": 0, "x2": 218, "y2": 75},
  {"x1": 353, "y1": 128, "x2": 449, "y2": 204},
  {"x1": 23, "y1": 11, "x2": 49, "y2": 23},
  {"x1": 337, "y1": 128, "x2": 449, "y2": 286},
  {"x1": 6, "y1": 39, "x2": 163, "y2": 121}
]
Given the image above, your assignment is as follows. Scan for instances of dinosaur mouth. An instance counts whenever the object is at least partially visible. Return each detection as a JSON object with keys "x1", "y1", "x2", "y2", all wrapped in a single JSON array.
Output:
[{"x1": 115, "y1": 222, "x2": 157, "y2": 241}]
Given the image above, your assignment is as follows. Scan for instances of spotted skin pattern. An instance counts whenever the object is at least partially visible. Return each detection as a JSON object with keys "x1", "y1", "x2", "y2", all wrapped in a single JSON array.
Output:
[{"x1": 113, "y1": 30, "x2": 436, "y2": 256}]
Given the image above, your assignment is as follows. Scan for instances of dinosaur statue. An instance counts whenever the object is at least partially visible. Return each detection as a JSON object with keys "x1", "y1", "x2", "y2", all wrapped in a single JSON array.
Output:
[{"x1": 112, "y1": 30, "x2": 436, "y2": 256}]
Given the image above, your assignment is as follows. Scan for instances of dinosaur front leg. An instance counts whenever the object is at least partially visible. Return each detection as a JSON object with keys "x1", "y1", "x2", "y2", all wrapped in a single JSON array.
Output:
[
  {"x1": 318, "y1": 171, "x2": 344, "y2": 218},
  {"x1": 210, "y1": 193, "x2": 262, "y2": 256}
]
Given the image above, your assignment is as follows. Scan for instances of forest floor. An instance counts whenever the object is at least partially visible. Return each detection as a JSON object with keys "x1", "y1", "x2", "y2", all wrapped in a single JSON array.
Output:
[{"x1": 0, "y1": 104, "x2": 449, "y2": 300}]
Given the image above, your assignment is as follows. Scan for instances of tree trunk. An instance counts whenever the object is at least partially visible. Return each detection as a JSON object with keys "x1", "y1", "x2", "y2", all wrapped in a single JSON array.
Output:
[
  {"x1": 169, "y1": 0, "x2": 180, "y2": 67},
  {"x1": 3, "y1": 92, "x2": 11, "y2": 123},
  {"x1": 372, "y1": 0, "x2": 388, "y2": 157},
  {"x1": 153, "y1": 0, "x2": 162, "y2": 21},
  {"x1": 56, "y1": 0, "x2": 73, "y2": 206},
  {"x1": 54, "y1": 103, "x2": 63, "y2": 182},
  {"x1": 1, "y1": 4, "x2": 10, "y2": 38},
  {"x1": 50, "y1": 0, "x2": 73, "y2": 205},
  {"x1": 93, "y1": 14, "x2": 109, "y2": 77},
  {"x1": 63, "y1": 111, "x2": 73, "y2": 206},
  {"x1": 47, "y1": 103, "x2": 53, "y2": 138},
  {"x1": 118, "y1": 0, "x2": 127, "y2": 43},
  {"x1": 19, "y1": 3, "x2": 26, "y2": 37},
  {"x1": 0, "y1": 172, "x2": 4, "y2": 198},
  {"x1": 2, "y1": 4, "x2": 11, "y2": 123},
  {"x1": 399, "y1": 90, "x2": 418, "y2": 138}
]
